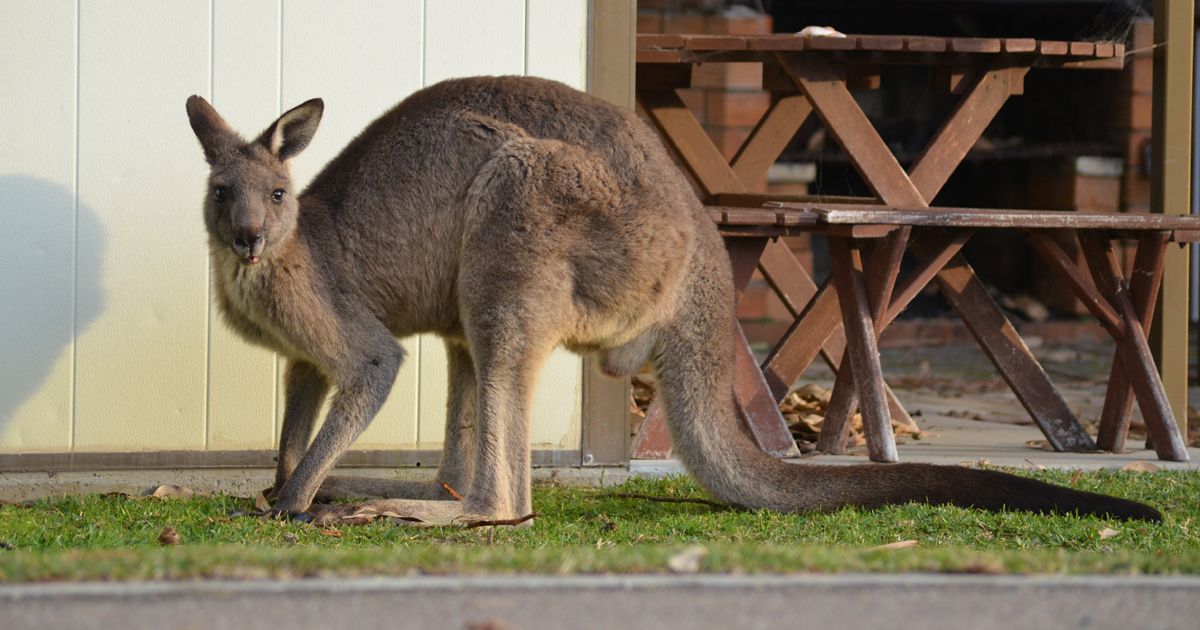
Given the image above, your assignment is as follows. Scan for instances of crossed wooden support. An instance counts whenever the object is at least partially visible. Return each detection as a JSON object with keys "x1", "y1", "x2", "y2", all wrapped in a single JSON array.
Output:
[{"x1": 632, "y1": 49, "x2": 1183, "y2": 461}]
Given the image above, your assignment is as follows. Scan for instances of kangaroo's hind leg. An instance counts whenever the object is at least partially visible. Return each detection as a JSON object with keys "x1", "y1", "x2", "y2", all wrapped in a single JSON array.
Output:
[{"x1": 459, "y1": 323, "x2": 555, "y2": 521}]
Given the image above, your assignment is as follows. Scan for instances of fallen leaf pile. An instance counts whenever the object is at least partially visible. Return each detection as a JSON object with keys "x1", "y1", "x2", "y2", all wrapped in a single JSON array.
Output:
[
  {"x1": 629, "y1": 373, "x2": 658, "y2": 436},
  {"x1": 782, "y1": 383, "x2": 923, "y2": 450}
]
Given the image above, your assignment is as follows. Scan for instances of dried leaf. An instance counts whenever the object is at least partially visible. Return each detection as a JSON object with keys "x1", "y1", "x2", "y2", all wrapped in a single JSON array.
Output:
[
  {"x1": 796, "y1": 383, "x2": 831, "y2": 405},
  {"x1": 1121, "y1": 461, "x2": 1161, "y2": 473},
  {"x1": 1098, "y1": 527, "x2": 1120, "y2": 540},
  {"x1": 150, "y1": 484, "x2": 194, "y2": 500},
  {"x1": 667, "y1": 545, "x2": 708, "y2": 574},
  {"x1": 320, "y1": 529, "x2": 342, "y2": 538},
  {"x1": 254, "y1": 489, "x2": 272, "y2": 512},
  {"x1": 871, "y1": 539, "x2": 918, "y2": 551},
  {"x1": 441, "y1": 482, "x2": 464, "y2": 501},
  {"x1": 157, "y1": 526, "x2": 180, "y2": 546}
]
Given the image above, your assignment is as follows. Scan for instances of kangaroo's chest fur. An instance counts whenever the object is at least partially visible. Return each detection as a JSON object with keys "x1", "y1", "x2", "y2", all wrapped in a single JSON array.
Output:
[{"x1": 212, "y1": 249, "x2": 315, "y2": 362}]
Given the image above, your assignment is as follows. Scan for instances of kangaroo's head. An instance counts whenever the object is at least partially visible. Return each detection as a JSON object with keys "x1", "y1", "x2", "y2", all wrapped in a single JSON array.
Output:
[{"x1": 186, "y1": 96, "x2": 323, "y2": 265}]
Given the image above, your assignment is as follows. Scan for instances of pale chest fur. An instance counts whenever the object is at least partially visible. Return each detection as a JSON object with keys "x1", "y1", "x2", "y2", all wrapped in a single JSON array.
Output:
[{"x1": 212, "y1": 252, "x2": 311, "y2": 361}]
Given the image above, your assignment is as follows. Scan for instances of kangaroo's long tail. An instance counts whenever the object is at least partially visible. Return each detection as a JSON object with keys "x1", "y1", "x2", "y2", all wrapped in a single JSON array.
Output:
[{"x1": 653, "y1": 218, "x2": 1162, "y2": 523}]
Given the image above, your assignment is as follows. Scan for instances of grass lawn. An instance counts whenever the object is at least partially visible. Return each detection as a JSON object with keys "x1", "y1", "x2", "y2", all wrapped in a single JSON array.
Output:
[{"x1": 0, "y1": 469, "x2": 1197, "y2": 582}]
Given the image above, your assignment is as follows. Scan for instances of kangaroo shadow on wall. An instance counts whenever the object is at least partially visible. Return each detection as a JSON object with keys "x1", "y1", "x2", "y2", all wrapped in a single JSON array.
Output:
[{"x1": 0, "y1": 175, "x2": 105, "y2": 448}]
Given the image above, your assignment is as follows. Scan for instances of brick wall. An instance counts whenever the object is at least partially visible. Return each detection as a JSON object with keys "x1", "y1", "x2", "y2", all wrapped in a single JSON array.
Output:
[
  {"x1": 638, "y1": 6, "x2": 773, "y2": 173},
  {"x1": 1121, "y1": 17, "x2": 1153, "y2": 214},
  {"x1": 637, "y1": 4, "x2": 817, "y2": 329}
]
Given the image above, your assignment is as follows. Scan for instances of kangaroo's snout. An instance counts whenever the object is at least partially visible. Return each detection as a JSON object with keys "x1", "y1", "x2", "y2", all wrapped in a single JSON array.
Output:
[{"x1": 233, "y1": 227, "x2": 266, "y2": 263}]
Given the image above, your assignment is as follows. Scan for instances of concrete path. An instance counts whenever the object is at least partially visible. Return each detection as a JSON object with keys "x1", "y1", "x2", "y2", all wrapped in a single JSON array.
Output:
[{"x1": 3, "y1": 573, "x2": 1199, "y2": 630}]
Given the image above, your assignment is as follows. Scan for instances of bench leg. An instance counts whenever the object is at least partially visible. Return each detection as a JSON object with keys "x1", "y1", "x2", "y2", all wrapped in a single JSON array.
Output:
[
  {"x1": 818, "y1": 230, "x2": 908, "y2": 456},
  {"x1": 1079, "y1": 233, "x2": 1189, "y2": 461},
  {"x1": 758, "y1": 241, "x2": 914, "y2": 428},
  {"x1": 828, "y1": 236, "x2": 897, "y2": 462},
  {"x1": 1095, "y1": 233, "x2": 1167, "y2": 453}
]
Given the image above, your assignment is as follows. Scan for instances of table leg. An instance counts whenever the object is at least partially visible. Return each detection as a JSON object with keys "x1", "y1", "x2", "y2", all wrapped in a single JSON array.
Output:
[
  {"x1": 915, "y1": 243, "x2": 1097, "y2": 452},
  {"x1": 637, "y1": 88, "x2": 747, "y2": 198}
]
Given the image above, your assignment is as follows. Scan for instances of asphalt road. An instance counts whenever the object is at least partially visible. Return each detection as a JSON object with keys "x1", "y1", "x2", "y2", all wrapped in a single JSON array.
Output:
[{"x1": 3, "y1": 573, "x2": 1200, "y2": 630}]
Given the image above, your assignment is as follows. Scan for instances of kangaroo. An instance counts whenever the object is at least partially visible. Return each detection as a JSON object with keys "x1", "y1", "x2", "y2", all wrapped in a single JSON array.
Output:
[{"x1": 186, "y1": 75, "x2": 1161, "y2": 524}]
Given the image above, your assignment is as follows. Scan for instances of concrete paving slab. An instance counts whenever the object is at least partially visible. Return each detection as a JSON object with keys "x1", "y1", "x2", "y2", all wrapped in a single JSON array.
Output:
[{"x1": 3, "y1": 574, "x2": 1199, "y2": 630}]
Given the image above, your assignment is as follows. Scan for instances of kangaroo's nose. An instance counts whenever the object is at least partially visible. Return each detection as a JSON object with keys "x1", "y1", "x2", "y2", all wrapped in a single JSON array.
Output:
[{"x1": 232, "y1": 229, "x2": 265, "y2": 261}]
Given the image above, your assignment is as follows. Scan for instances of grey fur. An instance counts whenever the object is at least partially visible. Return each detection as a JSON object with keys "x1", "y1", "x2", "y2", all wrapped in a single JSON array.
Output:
[{"x1": 187, "y1": 76, "x2": 1161, "y2": 523}]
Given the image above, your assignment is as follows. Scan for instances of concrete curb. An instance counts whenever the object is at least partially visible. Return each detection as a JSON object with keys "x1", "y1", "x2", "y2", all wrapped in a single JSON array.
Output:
[{"x1": 4, "y1": 573, "x2": 1200, "y2": 629}]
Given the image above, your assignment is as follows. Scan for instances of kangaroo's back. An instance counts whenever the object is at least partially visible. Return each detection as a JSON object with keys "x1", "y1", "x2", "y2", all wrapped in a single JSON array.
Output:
[{"x1": 305, "y1": 76, "x2": 688, "y2": 212}]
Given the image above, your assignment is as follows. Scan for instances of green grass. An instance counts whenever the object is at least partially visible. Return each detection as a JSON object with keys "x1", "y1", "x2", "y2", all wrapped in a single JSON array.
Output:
[{"x1": 1, "y1": 469, "x2": 1198, "y2": 582}]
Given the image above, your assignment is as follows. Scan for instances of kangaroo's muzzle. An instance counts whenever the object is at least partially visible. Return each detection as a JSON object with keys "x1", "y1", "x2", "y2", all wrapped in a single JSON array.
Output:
[{"x1": 233, "y1": 229, "x2": 265, "y2": 264}]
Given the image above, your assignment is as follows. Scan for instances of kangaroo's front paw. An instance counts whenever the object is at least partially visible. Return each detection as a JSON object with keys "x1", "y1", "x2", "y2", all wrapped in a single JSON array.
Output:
[{"x1": 269, "y1": 487, "x2": 314, "y2": 516}]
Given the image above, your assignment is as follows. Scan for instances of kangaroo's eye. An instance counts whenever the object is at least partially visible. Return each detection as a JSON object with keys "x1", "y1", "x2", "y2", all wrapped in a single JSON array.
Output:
[
  {"x1": 213, "y1": 186, "x2": 228, "y2": 203},
  {"x1": 271, "y1": 189, "x2": 285, "y2": 203}
]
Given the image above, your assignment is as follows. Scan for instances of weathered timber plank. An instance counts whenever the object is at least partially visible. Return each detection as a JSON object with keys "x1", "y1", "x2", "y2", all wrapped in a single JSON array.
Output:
[
  {"x1": 1026, "y1": 231, "x2": 1124, "y2": 337},
  {"x1": 913, "y1": 241, "x2": 1097, "y2": 451},
  {"x1": 1001, "y1": 38, "x2": 1037, "y2": 53},
  {"x1": 777, "y1": 53, "x2": 927, "y2": 207},
  {"x1": 638, "y1": 89, "x2": 746, "y2": 198},
  {"x1": 949, "y1": 37, "x2": 1002, "y2": 53},
  {"x1": 828, "y1": 237, "x2": 897, "y2": 462},
  {"x1": 1095, "y1": 233, "x2": 1167, "y2": 452},
  {"x1": 817, "y1": 228, "x2": 908, "y2": 454},
  {"x1": 857, "y1": 35, "x2": 906, "y2": 51},
  {"x1": 908, "y1": 65, "x2": 1029, "y2": 202},
  {"x1": 731, "y1": 94, "x2": 813, "y2": 184},
  {"x1": 637, "y1": 34, "x2": 686, "y2": 49},
  {"x1": 761, "y1": 283, "x2": 841, "y2": 398},
  {"x1": 734, "y1": 324, "x2": 802, "y2": 458},
  {"x1": 905, "y1": 36, "x2": 947, "y2": 52},
  {"x1": 682, "y1": 35, "x2": 747, "y2": 50},
  {"x1": 770, "y1": 203, "x2": 1200, "y2": 230}
]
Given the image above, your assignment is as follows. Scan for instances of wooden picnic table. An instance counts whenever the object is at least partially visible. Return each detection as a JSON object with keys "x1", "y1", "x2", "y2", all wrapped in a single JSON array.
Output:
[{"x1": 632, "y1": 32, "x2": 1194, "y2": 463}]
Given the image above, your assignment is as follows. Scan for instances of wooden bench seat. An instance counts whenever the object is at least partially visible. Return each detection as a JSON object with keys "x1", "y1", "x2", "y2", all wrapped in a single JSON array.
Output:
[{"x1": 667, "y1": 203, "x2": 1199, "y2": 464}]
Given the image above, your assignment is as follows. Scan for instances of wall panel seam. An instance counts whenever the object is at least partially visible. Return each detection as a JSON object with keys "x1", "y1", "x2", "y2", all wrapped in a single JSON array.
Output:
[
  {"x1": 204, "y1": 0, "x2": 215, "y2": 449},
  {"x1": 70, "y1": 0, "x2": 82, "y2": 452}
]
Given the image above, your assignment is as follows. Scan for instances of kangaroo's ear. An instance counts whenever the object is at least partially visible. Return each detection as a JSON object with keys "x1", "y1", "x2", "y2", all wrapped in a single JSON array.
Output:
[
  {"x1": 258, "y1": 98, "x2": 324, "y2": 161},
  {"x1": 186, "y1": 95, "x2": 238, "y2": 164}
]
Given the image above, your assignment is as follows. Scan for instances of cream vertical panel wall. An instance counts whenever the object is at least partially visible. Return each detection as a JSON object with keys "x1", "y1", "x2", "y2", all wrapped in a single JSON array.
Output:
[
  {"x1": 0, "y1": 1, "x2": 77, "y2": 450},
  {"x1": 0, "y1": 0, "x2": 589, "y2": 454},
  {"x1": 207, "y1": 0, "x2": 283, "y2": 450}
]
